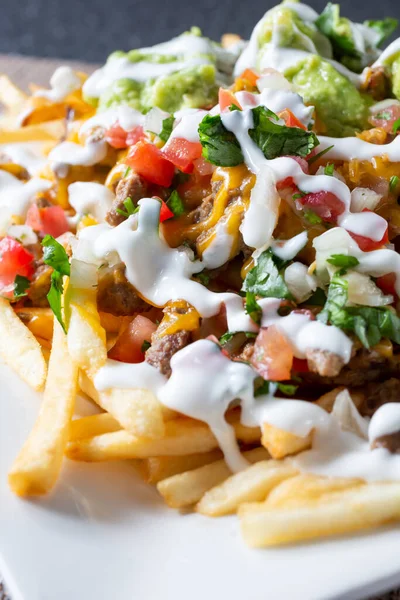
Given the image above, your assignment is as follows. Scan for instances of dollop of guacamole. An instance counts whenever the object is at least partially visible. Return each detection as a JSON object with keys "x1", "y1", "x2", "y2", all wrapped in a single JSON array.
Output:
[
  {"x1": 98, "y1": 64, "x2": 218, "y2": 114},
  {"x1": 285, "y1": 56, "x2": 371, "y2": 136}
]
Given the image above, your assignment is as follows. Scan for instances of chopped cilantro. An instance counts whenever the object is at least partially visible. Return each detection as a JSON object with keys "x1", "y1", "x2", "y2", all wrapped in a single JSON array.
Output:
[
  {"x1": 390, "y1": 175, "x2": 399, "y2": 193},
  {"x1": 324, "y1": 163, "x2": 335, "y2": 176},
  {"x1": 13, "y1": 275, "x2": 30, "y2": 299},
  {"x1": 141, "y1": 340, "x2": 151, "y2": 353},
  {"x1": 254, "y1": 380, "x2": 298, "y2": 397},
  {"x1": 303, "y1": 210, "x2": 323, "y2": 225},
  {"x1": 159, "y1": 115, "x2": 175, "y2": 142},
  {"x1": 42, "y1": 235, "x2": 70, "y2": 333},
  {"x1": 115, "y1": 197, "x2": 139, "y2": 218},
  {"x1": 364, "y1": 18, "x2": 398, "y2": 47},
  {"x1": 292, "y1": 192, "x2": 306, "y2": 200},
  {"x1": 326, "y1": 254, "x2": 359, "y2": 268},
  {"x1": 195, "y1": 272, "x2": 210, "y2": 286},
  {"x1": 393, "y1": 118, "x2": 400, "y2": 134},
  {"x1": 245, "y1": 291, "x2": 262, "y2": 325},
  {"x1": 167, "y1": 190, "x2": 185, "y2": 217},
  {"x1": 123, "y1": 166, "x2": 131, "y2": 178},
  {"x1": 198, "y1": 106, "x2": 319, "y2": 167},
  {"x1": 307, "y1": 145, "x2": 334, "y2": 165},
  {"x1": 318, "y1": 274, "x2": 400, "y2": 348},
  {"x1": 242, "y1": 248, "x2": 292, "y2": 300},
  {"x1": 219, "y1": 331, "x2": 257, "y2": 345},
  {"x1": 374, "y1": 110, "x2": 391, "y2": 121}
]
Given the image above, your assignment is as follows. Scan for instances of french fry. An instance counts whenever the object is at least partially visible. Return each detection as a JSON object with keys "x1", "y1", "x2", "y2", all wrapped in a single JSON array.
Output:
[
  {"x1": 196, "y1": 459, "x2": 297, "y2": 516},
  {"x1": 15, "y1": 307, "x2": 54, "y2": 341},
  {"x1": 142, "y1": 450, "x2": 223, "y2": 484},
  {"x1": 0, "y1": 120, "x2": 65, "y2": 141},
  {"x1": 66, "y1": 418, "x2": 261, "y2": 462},
  {"x1": 157, "y1": 447, "x2": 269, "y2": 509},
  {"x1": 0, "y1": 297, "x2": 47, "y2": 390},
  {"x1": 266, "y1": 473, "x2": 363, "y2": 508},
  {"x1": 67, "y1": 291, "x2": 107, "y2": 376},
  {"x1": 69, "y1": 413, "x2": 121, "y2": 441},
  {"x1": 239, "y1": 483, "x2": 400, "y2": 547},
  {"x1": 261, "y1": 422, "x2": 311, "y2": 459},
  {"x1": 8, "y1": 321, "x2": 78, "y2": 496},
  {"x1": 79, "y1": 371, "x2": 165, "y2": 439}
]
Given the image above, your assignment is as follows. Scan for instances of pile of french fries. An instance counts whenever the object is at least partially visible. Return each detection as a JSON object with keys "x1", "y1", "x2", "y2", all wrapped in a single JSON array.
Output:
[{"x1": 2, "y1": 74, "x2": 400, "y2": 549}]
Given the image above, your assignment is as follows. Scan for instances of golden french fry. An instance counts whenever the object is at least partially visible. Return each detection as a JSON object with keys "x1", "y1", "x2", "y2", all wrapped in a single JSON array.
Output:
[
  {"x1": 142, "y1": 450, "x2": 223, "y2": 485},
  {"x1": 79, "y1": 371, "x2": 165, "y2": 439},
  {"x1": 196, "y1": 459, "x2": 297, "y2": 516},
  {"x1": 0, "y1": 75, "x2": 27, "y2": 110},
  {"x1": 261, "y1": 422, "x2": 311, "y2": 459},
  {"x1": 0, "y1": 298, "x2": 47, "y2": 390},
  {"x1": 66, "y1": 418, "x2": 261, "y2": 462},
  {"x1": 0, "y1": 120, "x2": 65, "y2": 141},
  {"x1": 157, "y1": 447, "x2": 269, "y2": 509},
  {"x1": 239, "y1": 483, "x2": 400, "y2": 547},
  {"x1": 69, "y1": 413, "x2": 121, "y2": 441},
  {"x1": 8, "y1": 321, "x2": 78, "y2": 496},
  {"x1": 266, "y1": 473, "x2": 363, "y2": 508},
  {"x1": 67, "y1": 291, "x2": 107, "y2": 375},
  {"x1": 15, "y1": 307, "x2": 54, "y2": 341}
]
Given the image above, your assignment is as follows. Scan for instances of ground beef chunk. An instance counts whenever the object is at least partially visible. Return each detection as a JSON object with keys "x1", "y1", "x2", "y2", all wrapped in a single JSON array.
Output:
[
  {"x1": 97, "y1": 263, "x2": 149, "y2": 315},
  {"x1": 361, "y1": 378, "x2": 400, "y2": 417},
  {"x1": 27, "y1": 263, "x2": 52, "y2": 307},
  {"x1": 363, "y1": 66, "x2": 391, "y2": 101},
  {"x1": 145, "y1": 330, "x2": 191, "y2": 377},
  {"x1": 192, "y1": 193, "x2": 214, "y2": 223},
  {"x1": 372, "y1": 431, "x2": 400, "y2": 453},
  {"x1": 106, "y1": 171, "x2": 149, "y2": 227},
  {"x1": 305, "y1": 349, "x2": 345, "y2": 378}
]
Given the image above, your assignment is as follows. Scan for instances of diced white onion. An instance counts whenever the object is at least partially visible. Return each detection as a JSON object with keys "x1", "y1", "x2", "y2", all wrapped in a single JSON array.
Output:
[
  {"x1": 332, "y1": 389, "x2": 369, "y2": 439},
  {"x1": 350, "y1": 187, "x2": 382, "y2": 213},
  {"x1": 7, "y1": 224, "x2": 38, "y2": 246},
  {"x1": 345, "y1": 271, "x2": 393, "y2": 307},
  {"x1": 257, "y1": 68, "x2": 293, "y2": 92},
  {"x1": 69, "y1": 258, "x2": 98, "y2": 290},
  {"x1": 284, "y1": 262, "x2": 317, "y2": 302}
]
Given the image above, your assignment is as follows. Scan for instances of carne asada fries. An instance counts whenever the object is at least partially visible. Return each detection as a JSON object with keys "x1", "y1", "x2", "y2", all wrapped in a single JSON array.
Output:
[{"x1": 4, "y1": 1, "x2": 400, "y2": 547}]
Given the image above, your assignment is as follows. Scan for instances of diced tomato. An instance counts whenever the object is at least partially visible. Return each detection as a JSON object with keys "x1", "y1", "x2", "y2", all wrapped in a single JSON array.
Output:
[
  {"x1": 369, "y1": 104, "x2": 400, "y2": 133},
  {"x1": 240, "y1": 69, "x2": 259, "y2": 87},
  {"x1": 349, "y1": 226, "x2": 389, "y2": 251},
  {"x1": 0, "y1": 236, "x2": 35, "y2": 290},
  {"x1": 292, "y1": 357, "x2": 310, "y2": 373},
  {"x1": 276, "y1": 176, "x2": 296, "y2": 191},
  {"x1": 251, "y1": 325, "x2": 293, "y2": 381},
  {"x1": 218, "y1": 88, "x2": 242, "y2": 112},
  {"x1": 298, "y1": 191, "x2": 345, "y2": 223},
  {"x1": 105, "y1": 123, "x2": 145, "y2": 149},
  {"x1": 125, "y1": 141, "x2": 175, "y2": 187},
  {"x1": 108, "y1": 315, "x2": 157, "y2": 363},
  {"x1": 26, "y1": 204, "x2": 69, "y2": 238},
  {"x1": 159, "y1": 200, "x2": 174, "y2": 222},
  {"x1": 162, "y1": 138, "x2": 203, "y2": 173},
  {"x1": 278, "y1": 109, "x2": 307, "y2": 131},
  {"x1": 376, "y1": 272, "x2": 397, "y2": 297}
]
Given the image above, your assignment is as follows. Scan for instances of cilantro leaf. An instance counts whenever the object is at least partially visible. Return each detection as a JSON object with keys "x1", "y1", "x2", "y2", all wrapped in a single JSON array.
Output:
[
  {"x1": 393, "y1": 118, "x2": 400, "y2": 134},
  {"x1": 141, "y1": 340, "x2": 151, "y2": 353},
  {"x1": 194, "y1": 272, "x2": 210, "y2": 286},
  {"x1": 13, "y1": 275, "x2": 30, "y2": 299},
  {"x1": 303, "y1": 210, "x2": 323, "y2": 225},
  {"x1": 219, "y1": 331, "x2": 257, "y2": 345},
  {"x1": 326, "y1": 254, "x2": 360, "y2": 268},
  {"x1": 249, "y1": 106, "x2": 319, "y2": 160},
  {"x1": 42, "y1": 235, "x2": 70, "y2": 333},
  {"x1": 324, "y1": 163, "x2": 334, "y2": 176},
  {"x1": 318, "y1": 274, "x2": 400, "y2": 348},
  {"x1": 254, "y1": 379, "x2": 298, "y2": 397},
  {"x1": 316, "y1": 4, "x2": 359, "y2": 63},
  {"x1": 364, "y1": 18, "x2": 398, "y2": 47},
  {"x1": 277, "y1": 382, "x2": 299, "y2": 396},
  {"x1": 159, "y1": 115, "x2": 175, "y2": 143},
  {"x1": 115, "y1": 196, "x2": 139, "y2": 218},
  {"x1": 390, "y1": 175, "x2": 399, "y2": 193},
  {"x1": 167, "y1": 190, "x2": 185, "y2": 217},
  {"x1": 245, "y1": 291, "x2": 262, "y2": 325},
  {"x1": 242, "y1": 248, "x2": 292, "y2": 300},
  {"x1": 307, "y1": 144, "x2": 334, "y2": 165},
  {"x1": 198, "y1": 114, "x2": 243, "y2": 167}
]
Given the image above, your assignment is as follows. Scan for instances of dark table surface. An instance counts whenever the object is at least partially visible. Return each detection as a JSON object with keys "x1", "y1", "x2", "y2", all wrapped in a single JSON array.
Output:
[{"x1": 1, "y1": 0, "x2": 399, "y2": 63}]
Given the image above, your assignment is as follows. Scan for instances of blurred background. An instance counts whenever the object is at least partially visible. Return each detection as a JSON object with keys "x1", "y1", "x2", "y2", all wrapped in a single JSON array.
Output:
[{"x1": 0, "y1": 0, "x2": 398, "y2": 62}]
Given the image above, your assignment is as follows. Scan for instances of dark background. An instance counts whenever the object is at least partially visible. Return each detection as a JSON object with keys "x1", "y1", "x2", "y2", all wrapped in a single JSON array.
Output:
[{"x1": 1, "y1": 0, "x2": 399, "y2": 63}]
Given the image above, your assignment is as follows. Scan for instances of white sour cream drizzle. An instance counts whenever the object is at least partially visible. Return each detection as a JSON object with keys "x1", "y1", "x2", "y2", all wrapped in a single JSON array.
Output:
[
  {"x1": 0, "y1": 170, "x2": 52, "y2": 232},
  {"x1": 95, "y1": 336, "x2": 400, "y2": 481},
  {"x1": 33, "y1": 66, "x2": 81, "y2": 102},
  {"x1": 48, "y1": 138, "x2": 107, "y2": 168},
  {"x1": 318, "y1": 134, "x2": 400, "y2": 162},
  {"x1": 79, "y1": 105, "x2": 144, "y2": 136},
  {"x1": 68, "y1": 182, "x2": 114, "y2": 223},
  {"x1": 0, "y1": 141, "x2": 49, "y2": 175},
  {"x1": 83, "y1": 33, "x2": 224, "y2": 99},
  {"x1": 271, "y1": 230, "x2": 308, "y2": 260}
]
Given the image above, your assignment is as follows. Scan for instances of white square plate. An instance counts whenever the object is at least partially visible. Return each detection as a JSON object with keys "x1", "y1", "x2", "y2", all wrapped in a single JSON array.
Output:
[{"x1": 1, "y1": 361, "x2": 400, "y2": 600}]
